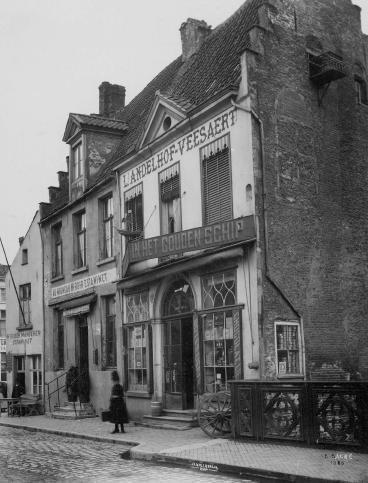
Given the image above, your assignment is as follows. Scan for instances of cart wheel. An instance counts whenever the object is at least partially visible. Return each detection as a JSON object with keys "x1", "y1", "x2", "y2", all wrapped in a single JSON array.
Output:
[{"x1": 198, "y1": 391, "x2": 232, "y2": 438}]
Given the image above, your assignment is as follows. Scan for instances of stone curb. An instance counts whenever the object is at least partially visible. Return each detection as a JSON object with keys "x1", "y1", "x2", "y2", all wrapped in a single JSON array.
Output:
[
  {"x1": 0, "y1": 420, "x2": 356, "y2": 483},
  {"x1": 0, "y1": 420, "x2": 137, "y2": 448}
]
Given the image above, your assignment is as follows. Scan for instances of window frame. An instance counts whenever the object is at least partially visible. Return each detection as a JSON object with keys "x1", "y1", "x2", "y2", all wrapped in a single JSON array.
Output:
[
  {"x1": 21, "y1": 249, "x2": 28, "y2": 265},
  {"x1": 19, "y1": 283, "x2": 31, "y2": 327},
  {"x1": 0, "y1": 288, "x2": 6, "y2": 303},
  {"x1": 73, "y1": 210, "x2": 87, "y2": 269},
  {"x1": 274, "y1": 321, "x2": 303, "y2": 378},
  {"x1": 72, "y1": 142, "x2": 83, "y2": 181},
  {"x1": 100, "y1": 194, "x2": 114, "y2": 260},
  {"x1": 52, "y1": 223, "x2": 63, "y2": 278},
  {"x1": 29, "y1": 355, "x2": 42, "y2": 395},
  {"x1": 158, "y1": 162, "x2": 182, "y2": 236},
  {"x1": 124, "y1": 183, "x2": 144, "y2": 241}
]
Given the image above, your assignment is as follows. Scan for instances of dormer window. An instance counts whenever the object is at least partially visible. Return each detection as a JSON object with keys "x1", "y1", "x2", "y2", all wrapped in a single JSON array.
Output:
[
  {"x1": 72, "y1": 143, "x2": 83, "y2": 181},
  {"x1": 163, "y1": 116, "x2": 172, "y2": 131}
]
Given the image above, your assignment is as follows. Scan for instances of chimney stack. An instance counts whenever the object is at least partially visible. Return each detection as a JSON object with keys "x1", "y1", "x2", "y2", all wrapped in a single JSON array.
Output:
[
  {"x1": 99, "y1": 82, "x2": 126, "y2": 118},
  {"x1": 18, "y1": 237, "x2": 24, "y2": 246},
  {"x1": 180, "y1": 18, "x2": 211, "y2": 62}
]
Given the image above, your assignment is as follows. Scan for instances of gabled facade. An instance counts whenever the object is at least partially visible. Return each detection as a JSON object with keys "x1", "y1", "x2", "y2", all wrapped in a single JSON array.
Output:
[
  {"x1": 38, "y1": 0, "x2": 368, "y2": 420},
  {"x1": 40, "y1": 83, "x2": 126, "y2": 413},
  {"x1": 5, "y1": 212, "x2": 43, "y2": 398}
]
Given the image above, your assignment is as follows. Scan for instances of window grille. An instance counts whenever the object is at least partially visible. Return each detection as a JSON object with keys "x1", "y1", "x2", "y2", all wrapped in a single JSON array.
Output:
[
  {"x1": 126, "y1": 291, "x2": 149, "y2": 323},
  {"x1": 202, "y1": 271, "x2": 236, "y2": 309}
]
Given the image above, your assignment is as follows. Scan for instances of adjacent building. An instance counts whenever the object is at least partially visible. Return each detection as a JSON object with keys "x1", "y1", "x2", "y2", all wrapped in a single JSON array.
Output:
[
  {"x1": 0, "y1": 264, "x2": 8, "y2": 384},
  {"x1": 5, "y1": 212, "x2": 43, "y2": 398},
  {"x1": 29, "y1": 0, "x2": 368, "y2": 419}
]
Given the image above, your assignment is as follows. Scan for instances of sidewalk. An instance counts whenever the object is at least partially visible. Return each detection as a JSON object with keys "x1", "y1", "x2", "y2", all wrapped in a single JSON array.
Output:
[{"x1": 0, "y1": 415, "x2": 367, "y2": 482}]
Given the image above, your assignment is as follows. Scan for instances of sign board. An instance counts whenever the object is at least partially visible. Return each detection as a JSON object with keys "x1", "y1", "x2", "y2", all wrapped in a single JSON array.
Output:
[
  {"x1": 7, "y1": 329, "x2": 41, "y2": 347},
  {"x1": 51, "y1": 268, "x2": 116, "y2": 299},
  {"x1": 123, "y1": 216, "x2": 255, "y2": 274}
]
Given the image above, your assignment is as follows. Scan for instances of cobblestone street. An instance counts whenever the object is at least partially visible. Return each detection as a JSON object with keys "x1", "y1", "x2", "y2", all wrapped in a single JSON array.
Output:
[{"x1": 0, "y1": 427, "x2": 253, "y2": 482}]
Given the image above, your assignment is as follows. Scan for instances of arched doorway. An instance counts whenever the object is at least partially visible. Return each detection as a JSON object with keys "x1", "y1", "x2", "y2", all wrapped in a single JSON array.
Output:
[{"x1": 162, "y1": 280, "x2": 194, "y2": 410}]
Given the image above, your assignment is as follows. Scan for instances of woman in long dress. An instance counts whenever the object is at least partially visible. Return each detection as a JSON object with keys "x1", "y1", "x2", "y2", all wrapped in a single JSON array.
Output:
[{"x1": 109, "y1": 370, "x2": 129, "y2": 433}]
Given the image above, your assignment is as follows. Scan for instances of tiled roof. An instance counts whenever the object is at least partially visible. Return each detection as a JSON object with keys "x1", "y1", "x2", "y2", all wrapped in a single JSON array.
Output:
[
  {"x1": 43, "y1": 0, "x2": 263, "y2": 219},
  {"x1": 105, "y1": 0, "x2": 263, "y2": 168},
  {"x1": 0, "y1": 264, "x2": 8, "y2": 277},
  {"x1": 70, "y1": 114, "x2": 128, "y2": 131}
]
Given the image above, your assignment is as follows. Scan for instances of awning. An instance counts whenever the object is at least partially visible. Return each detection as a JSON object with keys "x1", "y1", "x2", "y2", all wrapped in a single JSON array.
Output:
[{"x1": 57, "y1": 294, "x2": 97, "y2": 318}]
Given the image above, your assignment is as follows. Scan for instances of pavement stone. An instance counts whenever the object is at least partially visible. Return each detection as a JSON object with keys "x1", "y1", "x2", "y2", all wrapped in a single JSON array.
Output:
[{"x1": 1, "y1": 414, "x2": 367, "y2": 482}]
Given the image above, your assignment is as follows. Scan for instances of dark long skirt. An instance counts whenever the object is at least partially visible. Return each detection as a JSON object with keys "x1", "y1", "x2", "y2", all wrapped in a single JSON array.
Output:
[{"x1": 110, "y1": 397, "x2": 129, "y2": 424}]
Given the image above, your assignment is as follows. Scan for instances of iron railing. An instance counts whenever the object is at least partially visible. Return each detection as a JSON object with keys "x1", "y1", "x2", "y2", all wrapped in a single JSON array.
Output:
[
  {"x1": 45, "y1": 370, "x2": 88, "y2": 417},
  {"x1": 230, "y1": 380, "x2": 368, "y2": 449}
]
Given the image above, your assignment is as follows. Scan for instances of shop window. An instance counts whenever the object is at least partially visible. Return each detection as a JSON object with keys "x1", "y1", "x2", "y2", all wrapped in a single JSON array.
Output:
[
  {"x1": 104, "y1": 295, "x2": 116, "y2": 367},
  {"x1": 127, "y1": 324, "x2": 148, "y2": 391},
  {"x1": 57, "y1": 311, "x2": 64, "y2": 370},
  {"x1": 124, "y1": 184, "x2": 143, "y2": 241},
  {"x1": 22, "y1": 249, "x2": 28, "y2": 265},
  {"x1": 202, "y1": 270, "x2": 236, "y2": 309},
  {"x1": 100, "y1": 195, "x2": 114, "y2": 260},
  {"x1": 126, "y1": 291, "x2": 149, "y2": 323},
  {"x1": 29, "y1": 355, "x2": 42, "y2": 395},
  {"x1": 201, "y1": 134, "x2": 232, "y2": 225},
  {"x1": 159, "y1": 163, "x2": 181, "y2": 235},
  {"x1": 73, "y1": 211, "x2": 86, "y2": 268},
  {"x1": 0, "y1": 288, "x2": 6, "y2": 303},
  {"x1": 52, "y1": 223, "x2": 63, "y2": 277},
  {"x1": 72, "y1": 143, "x2": 83, "y2": 181},
  {"x1": 201, "y1": 270, "x2": 237, "y2": 392},
  {"x1": 19, "y1": 283, "x2": 31, "y2": 327},
  {"x1": 275, "y1": 322, "x2": 302, "y2": 376}
]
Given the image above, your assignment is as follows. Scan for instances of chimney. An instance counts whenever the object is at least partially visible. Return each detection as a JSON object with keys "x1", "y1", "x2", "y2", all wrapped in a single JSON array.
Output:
[
  {"x1": 48, "y1": 186, "x2": 61, "y2": 203},
  {"x1": 99, "y1": 82, "x2": 126, "y2": 118},
  {"x1": 18, "y1": 237, "x2": 24, "y2": 246},
  {"x1": 57, "y1": 171, "x2": 69, "y2": 191},
  {"x1": 180, "y1": 18, "x2": 211, "y2": 62}
]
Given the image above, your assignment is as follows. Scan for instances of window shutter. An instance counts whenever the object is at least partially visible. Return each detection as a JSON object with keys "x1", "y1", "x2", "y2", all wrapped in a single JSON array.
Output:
[
  {"x1": 201, "y1": 135, "x2": 232, "y2": 224},
  {"x1": 160, "y1": 174, "x2": 180, "y2": 202}
]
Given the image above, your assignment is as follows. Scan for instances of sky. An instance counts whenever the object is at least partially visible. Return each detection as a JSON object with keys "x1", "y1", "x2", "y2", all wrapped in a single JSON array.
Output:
[{"x1": 0, "y1": 0, "x2": 367, "y2": 265}]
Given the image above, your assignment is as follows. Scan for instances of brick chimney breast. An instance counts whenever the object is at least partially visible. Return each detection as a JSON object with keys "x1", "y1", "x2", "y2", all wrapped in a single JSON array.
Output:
[
  {"x1": 180, "y1": 18, "x2": 211, "y2": 62},
  {"x1": 99, "y1": 82, "x2": 126, "y2": 118}
]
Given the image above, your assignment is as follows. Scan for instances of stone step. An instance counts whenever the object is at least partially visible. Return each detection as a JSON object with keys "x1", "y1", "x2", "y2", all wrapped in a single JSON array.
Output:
[
  {"x1": 161, "y1": 409, "x2": 197, "y2": 420},
  {"x1": 51, "y1": 403, "x2": 96, "y2": 420},
  {"x1": 140, "y1": 414, "x2": 199, "y2": 430}
]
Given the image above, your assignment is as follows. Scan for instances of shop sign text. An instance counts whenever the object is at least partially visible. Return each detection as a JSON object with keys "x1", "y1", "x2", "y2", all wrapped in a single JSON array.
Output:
[
  {"x1": 51, "y1": 268, "x2": 116, "y2": 299},
  {"x1": 7, "y1": 329, "x2": 41, "y2": 347},
  {"x1": 121, "y1": 108, "x2": 237, "y2": 189},
  {"x1": 126, "y1": 216, "x2": 255, "y2": 265}
]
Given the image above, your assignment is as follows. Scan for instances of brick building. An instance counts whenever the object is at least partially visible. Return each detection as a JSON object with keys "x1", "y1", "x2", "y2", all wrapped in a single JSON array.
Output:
[{"x1": 38, "y1": 0, "x2": 368, "y2": 419}]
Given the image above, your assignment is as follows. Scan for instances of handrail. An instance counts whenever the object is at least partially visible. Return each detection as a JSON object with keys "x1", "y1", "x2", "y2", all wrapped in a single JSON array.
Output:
[
  {"x1": 45, "y1": 369, "x2": 88, "y2": 416},
  {"x1": 45, "y1": 370, "x2": 68, "y2": 413}
]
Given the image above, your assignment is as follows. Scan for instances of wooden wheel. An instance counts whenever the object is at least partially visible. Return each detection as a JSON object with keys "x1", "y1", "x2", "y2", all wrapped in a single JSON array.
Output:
[{"x1": 198, "y1": 391, "x2": 232, "y2": 438}]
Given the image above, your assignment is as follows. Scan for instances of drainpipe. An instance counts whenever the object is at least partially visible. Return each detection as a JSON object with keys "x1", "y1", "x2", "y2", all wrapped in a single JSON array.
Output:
[
  {"x1": 231, "y1": 99, "x2": 300, "y2": 319},
  {"x1": 39, "y1": 222, "x2": 46, "y2": 410}
]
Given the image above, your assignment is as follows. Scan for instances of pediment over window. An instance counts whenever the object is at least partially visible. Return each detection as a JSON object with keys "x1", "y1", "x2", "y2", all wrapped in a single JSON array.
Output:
[{"x1": 139, "y1": 92, "x2": 190, "y2": 148}]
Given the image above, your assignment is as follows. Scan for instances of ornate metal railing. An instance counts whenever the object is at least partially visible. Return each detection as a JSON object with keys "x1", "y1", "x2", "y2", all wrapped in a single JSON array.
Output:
[
  {"x1": 45, "y1": 371, "x2": 67, "y2": 413},
  {"x1": 230, "y1": 380, "x2": 368, "y2": 449}
]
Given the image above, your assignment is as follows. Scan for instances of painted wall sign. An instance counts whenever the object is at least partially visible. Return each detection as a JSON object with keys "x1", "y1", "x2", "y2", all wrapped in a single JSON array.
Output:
[
  {"x1": 125, "y1": 216, "x2": 255, "y2": 265},
  {"x1": 51, "y1": 268, "x2": 116, "y2": 299},
  {"x1": 0, "y1": 337, "x2": 6, "y2": 353},
  {"x1": 120, "y1": 108, "x2": 237, "y2": 189},
  {"x1": 7, "y1": 329, "x2": 41, "y2": 347}
]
